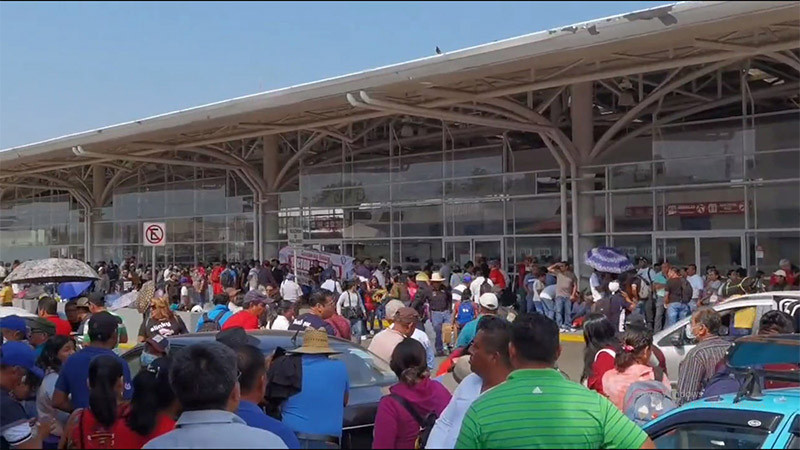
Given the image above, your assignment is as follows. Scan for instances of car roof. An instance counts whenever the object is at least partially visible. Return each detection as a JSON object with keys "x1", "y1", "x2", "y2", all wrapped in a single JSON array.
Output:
[
  {"x1": 665, "y1": 388, "x2": 800, "y2": 416},
  {"x1": 130, "y1": 330, "x2": 356, "y2": 354}
]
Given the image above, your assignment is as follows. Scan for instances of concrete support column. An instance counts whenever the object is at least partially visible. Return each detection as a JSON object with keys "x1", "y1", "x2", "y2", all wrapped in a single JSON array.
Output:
[
  {"x1": 570, "y1": 82, "x2": 595, "y2": 284},
  {"x1": 89, "y1": 165, "x2": 106, "y2": 262},
  {"x1": 261, "y1": 136, "x2": 280, "y2": 259}
]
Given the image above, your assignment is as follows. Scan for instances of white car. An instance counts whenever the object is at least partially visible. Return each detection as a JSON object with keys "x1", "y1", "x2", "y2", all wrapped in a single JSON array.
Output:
[{"x1": 653, "y1": 291, "x2": 800, "y2": 383}]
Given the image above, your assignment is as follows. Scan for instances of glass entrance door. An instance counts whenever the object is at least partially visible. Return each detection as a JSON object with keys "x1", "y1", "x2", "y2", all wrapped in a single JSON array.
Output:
[
  {"x1": 444, "y1": 238, "x2": 504, "y2": 267},
  {"x1": 655, "y1": 234, "x2": 744, "y2": 273}
]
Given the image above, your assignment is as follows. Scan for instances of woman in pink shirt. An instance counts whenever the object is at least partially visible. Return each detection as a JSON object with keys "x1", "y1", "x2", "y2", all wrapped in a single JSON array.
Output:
[
  {"x1": 602, "y1": 328, "x2": 670, "y2": 410},
  {"x1": 373, "y1": 338, "x2": 451, "y2": 449}
]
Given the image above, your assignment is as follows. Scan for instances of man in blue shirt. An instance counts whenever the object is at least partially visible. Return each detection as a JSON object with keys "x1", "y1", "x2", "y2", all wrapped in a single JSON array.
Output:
[
  {"x1": 455, "y1": 293, "x2": 500, "y2": 348},
  {"x1": 195, "y1": 293, "x2": 234, "y2": 332},
  {"x1": 282, "y1": 328, "x2": 349, "y2": 449},
  {"x1": 52, "y1": 311, "x2": 132, "y2": 411},
  {"x1": 287, "y1": 290, "x2": 336, "y2": 336},
  {"x1": 233, "y1": 344, "x2": 300, "y2": 449}
]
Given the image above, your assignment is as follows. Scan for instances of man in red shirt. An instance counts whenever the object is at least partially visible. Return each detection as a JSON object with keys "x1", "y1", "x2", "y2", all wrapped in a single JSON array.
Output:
[
  {"x1": 489, "y1": 260, "x2": 507, "y2": 290},
  {"x1": 37, "y1": 296, "x2": 72, "y2": 336},
  {"x1": 221, "y1": 290, "x2": 268, "y2": 331}
]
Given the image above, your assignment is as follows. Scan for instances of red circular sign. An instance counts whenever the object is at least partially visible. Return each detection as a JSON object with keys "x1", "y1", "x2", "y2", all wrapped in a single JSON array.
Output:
[{"x1": 145, "y1": 224, "x2": 164, "y2": 245}]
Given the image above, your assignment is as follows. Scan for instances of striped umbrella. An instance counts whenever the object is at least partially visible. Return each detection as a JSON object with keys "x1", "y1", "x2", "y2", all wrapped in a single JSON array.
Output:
[{"x1": 584, "y1": 247, "x2": 635, "y2": 274}]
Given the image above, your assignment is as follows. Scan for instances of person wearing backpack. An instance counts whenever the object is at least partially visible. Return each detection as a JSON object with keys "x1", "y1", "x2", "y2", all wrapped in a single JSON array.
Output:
[
  {"x1": 664, "y1": 267, "x2": 693, "y2": 328},
  {"x1": 373, "y1": 338, "x2": 451, "y2": 449},
  {"x1": 194, "y1": 293, "x2": 234, "y2": 332},
  {"x1": 601, "y1": 328, "x2": 672, "y2": 417}
]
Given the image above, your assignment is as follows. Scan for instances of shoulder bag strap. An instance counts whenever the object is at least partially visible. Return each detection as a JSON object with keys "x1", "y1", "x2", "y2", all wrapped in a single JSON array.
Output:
[{"x1": 390, "y1": 394, "x2": 424, "y2": 426}]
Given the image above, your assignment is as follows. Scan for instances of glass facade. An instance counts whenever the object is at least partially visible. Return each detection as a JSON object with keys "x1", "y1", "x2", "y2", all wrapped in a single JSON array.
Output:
[{"x1": 2, "y1": 112, "x2": 797, "y2": 278}]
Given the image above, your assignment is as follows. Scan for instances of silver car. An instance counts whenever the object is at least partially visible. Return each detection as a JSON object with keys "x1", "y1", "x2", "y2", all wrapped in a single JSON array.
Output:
[{"x1": 653, "y1": 290, "x2": 800, "y2": 384}]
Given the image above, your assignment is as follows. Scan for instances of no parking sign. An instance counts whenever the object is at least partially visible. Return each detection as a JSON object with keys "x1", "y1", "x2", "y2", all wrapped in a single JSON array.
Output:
[{"x1": 143, "y1": 222, "x2": 166, "y2": 247}]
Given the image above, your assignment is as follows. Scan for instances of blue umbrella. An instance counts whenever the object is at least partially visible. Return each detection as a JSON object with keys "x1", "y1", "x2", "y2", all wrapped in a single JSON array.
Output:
[
  {"x1": 57, "y1": 281, "x2": 93, "y2": 300},
  {"x1": 584, "y1": 247, "x2": 635, "y2": 274}
]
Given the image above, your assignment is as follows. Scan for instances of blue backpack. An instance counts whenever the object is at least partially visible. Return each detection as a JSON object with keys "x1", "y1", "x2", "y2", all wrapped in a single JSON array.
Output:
[{"x1": 456, "y1": 302, "x2": 476, "y2": 326}]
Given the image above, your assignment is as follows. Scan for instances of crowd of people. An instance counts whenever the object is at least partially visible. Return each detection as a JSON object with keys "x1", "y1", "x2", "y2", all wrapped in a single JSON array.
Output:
[{"x1": 1, "y1": 251, "x2": 798, "y2": 449}]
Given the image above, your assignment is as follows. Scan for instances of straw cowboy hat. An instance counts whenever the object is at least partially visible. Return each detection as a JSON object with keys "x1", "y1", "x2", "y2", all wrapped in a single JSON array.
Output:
[
  {"x1": 430, "y1": 272, "x2": 445, "y2": 282},
  {"x1": 289, "y1": 327, "x2": 340, "y2": 355}
]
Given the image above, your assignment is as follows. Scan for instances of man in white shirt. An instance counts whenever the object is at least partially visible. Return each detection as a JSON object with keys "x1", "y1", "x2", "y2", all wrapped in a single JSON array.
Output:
[
  {"x1": 268, "y1": 301, "x2": 295, "y2": 331},
  {"x1": 279, "y1": 274, "x2": 303, "y2": 302},
  {"x1": 469, "y1": 271, "x2": 493, "y2": 303},
  {"x1": 686, "y1": 264, "x2": 704, "y2": 310},
  {"x1": 373, "y1": 260, "x2": 388, "y2": 288},
  {"x1": 589, "y1": 271, "x2": 603, "y2": 302},
  {"x1": 451, "y1": 275, "x2": 472, "y2": 303},
  {"x1": 320, "y1": 277, "x2": 342, "y2": 294},
  {"x1": 425, "y1": 316, "x2": 512, "y2": 449}
]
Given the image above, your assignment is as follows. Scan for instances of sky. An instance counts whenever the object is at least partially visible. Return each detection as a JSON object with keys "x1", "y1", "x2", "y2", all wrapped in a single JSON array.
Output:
[{"x1": 0, "y1": 1, "x2": 670, "y2": 149}]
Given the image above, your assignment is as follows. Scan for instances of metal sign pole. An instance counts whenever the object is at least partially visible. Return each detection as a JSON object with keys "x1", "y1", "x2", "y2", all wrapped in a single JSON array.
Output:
[
  {"x1": 294, "y1": 247, "x2": 299, "y2": 280},
  {"x1": 152, "y1": 246, "x2": 156, "y2": 283}
]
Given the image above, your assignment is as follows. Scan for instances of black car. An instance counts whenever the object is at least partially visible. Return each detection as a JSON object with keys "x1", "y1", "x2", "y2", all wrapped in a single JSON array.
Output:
[{"x1": 121, "y1": 330, "x2": 397, "y2": 449}]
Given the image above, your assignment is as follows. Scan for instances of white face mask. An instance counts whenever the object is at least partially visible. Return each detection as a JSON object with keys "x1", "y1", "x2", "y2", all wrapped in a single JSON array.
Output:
[{"x1": 608, "y1": 281, "x2": 621, "y2": 293}]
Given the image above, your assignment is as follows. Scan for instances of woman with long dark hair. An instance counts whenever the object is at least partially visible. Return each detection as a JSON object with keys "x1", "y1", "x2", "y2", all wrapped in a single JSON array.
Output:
[
  {"x1": 373, "y1": 338, "x2": 451, "y2": 449},
  {"x1": 119, "y1": 357, "x2": 177, "y2": 447},
  {"x1": 36, "y1": 336, "x2": 76, "y2": 448},
  {"x1": 60, "y1": 355, "x2": 124, "y2": 449},
  {"x1": 581, "y1": 313, "x2": 620, "y2": 396},
  {"x1": 601, "y1": 327, "x2": 671, "y2": 410}
]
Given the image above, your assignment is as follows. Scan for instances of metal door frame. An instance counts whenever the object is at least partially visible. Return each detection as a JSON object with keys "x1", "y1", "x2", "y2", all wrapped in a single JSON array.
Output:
[
  {"x1": 444, "y1": 237, "x2": 504, "y2": 265},
  {"x1": 653, "y1": 231, "x2": 746, "y2": 268}
]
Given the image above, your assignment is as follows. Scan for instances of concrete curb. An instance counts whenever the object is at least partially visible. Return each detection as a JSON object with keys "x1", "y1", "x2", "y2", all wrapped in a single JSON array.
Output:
[{"x1": 560, "y1": 333, "x2": 585, "y2": 343}]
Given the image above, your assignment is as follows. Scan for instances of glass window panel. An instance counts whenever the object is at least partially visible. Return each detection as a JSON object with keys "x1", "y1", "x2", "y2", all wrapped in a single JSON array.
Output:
[
  {"x1": 399, "y1": 239, "x2": 442, "y2": 272},
  {"x1": 168, "y1": 218, "x2": 196, "y2": 243},
  {"x1": 508, "y1": 197, "x2": 561, "y2": 235},
  {"x1": 165, "y1": 181, "x2": 195, "y2": 217},
  {"x1": 228, "y1": 242, "x2": 254, "y2": 263},
  {"x1": 748, "y1": 150, "x2": 800, "y2": 181},
  {"x1": 580, "y1": 167, "x2": 607, "y2": 191},
  {"x1": 173, "y1": 244, "x2": 196, "y2": 266},
  {"x1": 445, "y1": 175, "x2": 504, "y2": 200},
  {"x1": 346, "y1": 240, "x2": 391, "y2": 263},
  {"x1": 307, "y1": 210, "x2": 343, "y2": 240},
  {"x1": 346, "y1": 159, "x2": 390, "y2": 186},
  {"x1": 94, "y1": 223, "x2": 114, "y2": 245},
  {"x1": 754, "y1": 182, "x2": 800, "y2": 229},
  {"x1": 342, "y1": 186, "x2": 390, "y2": 207},
  {"x1": 577, "y1": 236, "x2": 607, "y2": 284},
  {"x1": 195, "y1": 179, "x2": 226, "y2": 215},
  {"x1": 755, "y1": 112, "x2": 799, "y2": 152},
  {"x1": 659, "y1": 187, "x2": 745, "y2": 232},
  {"x1": 699, "y1": 237, "x2": 743, "y2": 274},
  {"x1": 509, "y1": 237, "x2": 563, "y2": 266},
  {"x1": 394, "y1": 152, "x2": 442, "y2": 182},
  {"x1": 279, "y1": 191, "x2": 300, "y2": 209},
  {"x1": 69, "y1": 221, "x2": 85, "y2": 246},
  {"x1": 139, "y1": 189, "x2": 166, "y2": 219},
  {"x1": 610, "y1": 163, "x2": 653, "y2": 189},
  {"x1": 611, "y1": 193, "x2": 653, "y2": 232},
  {"x1": 504, "y1": 173, "x2": 537, "y2": 196},
  {"x1": 577, "y1": 194, "x2": 607, "y2": 233},
  {"x1": 612, "y1": 235, "x2": 653, "y2": 262},
  {"x1": 230, "y1": 215, "x2": 255, "y2": 242},
  {"x1": 447, "y1": 202, "x2": 503, "y2": 236},
  {"x1": 307, "y1": 188, "x2": 343, "y2": 208},
  {"x1": 748, "y1": 232, "x2": 800, "y2": 272},
  {"x1": 393, "y1": 182, "x2": 442, "y2": 203},
  {"x1": 201, "y1": 243, "x2": 226, "y2": 264},
  {"x1": 397, "y1": 205, "x2": 443, "y2": 237},
  {"x1": 113, "y1": 191, "x2": 141, "y2": 220},
  {"x1": 509, "y1": 146, "x2": 558, "y2": 172},
  {"x1": 114, "y1": 222, "x2": 139, "y2": 245},
  {"x1": 445, "y1": 146, "x2": 503, "y2": 178},
  {"x1": 301, "y1": 165, "x2": 343, "y2": 194},
  {"x1": 344, "y1": 208, "x2": 391, "y2": 239},
  {"x1": 200, "y1": 216, "x2": 228, "y2": 242}
]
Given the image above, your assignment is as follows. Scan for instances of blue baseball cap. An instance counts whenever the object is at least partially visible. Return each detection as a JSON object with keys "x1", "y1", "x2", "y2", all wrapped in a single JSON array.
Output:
[
  {"x1": 0, "y1": 315, "x2": 28, "y2": 339},
  {"x1": 462, "y1": 274, "x2": 473, "y2": 284},
  {"x1": 1, "y1": 341, "x2": 44, "y2": 379}
]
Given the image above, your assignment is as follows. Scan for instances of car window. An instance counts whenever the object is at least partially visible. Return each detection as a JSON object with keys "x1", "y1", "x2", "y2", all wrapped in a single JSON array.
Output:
[
  {"x1": 653, "y1": 423, "x2": 769, "y2": 449},
  {"x1": 330, "y1": 342, "x2": 397, "y2": 388}
]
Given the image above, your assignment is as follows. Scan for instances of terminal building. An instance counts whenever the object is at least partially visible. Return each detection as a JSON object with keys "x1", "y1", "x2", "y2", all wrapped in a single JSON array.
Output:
[{"x1": 1, "y1": 1, "x2": 798, "y2": 283}]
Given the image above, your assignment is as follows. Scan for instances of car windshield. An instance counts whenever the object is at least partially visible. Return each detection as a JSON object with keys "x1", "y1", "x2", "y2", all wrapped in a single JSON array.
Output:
[{"x1": 653, "y1": 423, "x2": 769, "y2": 449}]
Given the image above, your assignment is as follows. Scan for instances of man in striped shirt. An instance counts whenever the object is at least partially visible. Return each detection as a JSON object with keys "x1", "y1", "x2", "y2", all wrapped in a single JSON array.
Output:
[
  {"x1": 455, "y1": 313, "x2": 654, "y2": 450},
  {"x1": 677, "y1": 307, "x2": 732, "y2": 404}
]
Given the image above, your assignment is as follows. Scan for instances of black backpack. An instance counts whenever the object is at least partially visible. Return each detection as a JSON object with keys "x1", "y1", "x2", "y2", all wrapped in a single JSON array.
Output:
[
  {"x1": 390, "y1": 394, "x2": 438, "y2": 449},
  {"x1": 198, "y1": 311, "x2": 224, "y2": 332}
]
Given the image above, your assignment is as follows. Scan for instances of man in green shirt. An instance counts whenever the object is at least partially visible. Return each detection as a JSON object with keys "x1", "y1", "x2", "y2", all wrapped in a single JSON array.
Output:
[
  {"x1": 77, "y1": 293, "x2": 128, "y2": 347},
  {"x1": 456, "y1": 313, "x2": 655, "y2": 450}
]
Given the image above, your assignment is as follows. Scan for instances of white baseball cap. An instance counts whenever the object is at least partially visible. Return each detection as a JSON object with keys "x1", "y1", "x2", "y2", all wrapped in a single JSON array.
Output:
[
  {"x1": 478, "y1": 293, "x2": 499, "y2": 310},
  {"x1": 773, "y1": 269, "x2": 787, "y2": 278}
]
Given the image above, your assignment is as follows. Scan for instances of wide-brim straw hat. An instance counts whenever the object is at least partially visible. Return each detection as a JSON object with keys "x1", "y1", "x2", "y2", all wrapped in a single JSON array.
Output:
[
  {"x1": 430, "y1": 272, "x2": 445, "y2": 282},
  {"x1": 289, "y1": 327, "x2": 340, "y2": 355},
  {"x1": 415, "y1": 272, "x2": 430, "y2": 282}
]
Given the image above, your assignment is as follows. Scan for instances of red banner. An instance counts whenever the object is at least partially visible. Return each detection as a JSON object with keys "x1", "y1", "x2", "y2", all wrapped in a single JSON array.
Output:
[{"x1": 625, "y1": 201, "x2": 744, "y2": 218}]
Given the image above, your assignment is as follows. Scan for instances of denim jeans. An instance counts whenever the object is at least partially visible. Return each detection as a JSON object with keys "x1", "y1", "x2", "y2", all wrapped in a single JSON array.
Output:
[
  {"x1": 349, "y1": 318, "x2": 363, "y2": 342},
  {"x1": 666, "y1": 302, "x2": 691, "y2": 327},
  {"x1": 431, "y1": 310, "x2": 450, "y2": 353},
  {"x1": 554, "y1": 296, "x2": 572, "y2": 328},
  {"x1": 539, "y1": 297, "x2": 555, "y2": 320}
]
